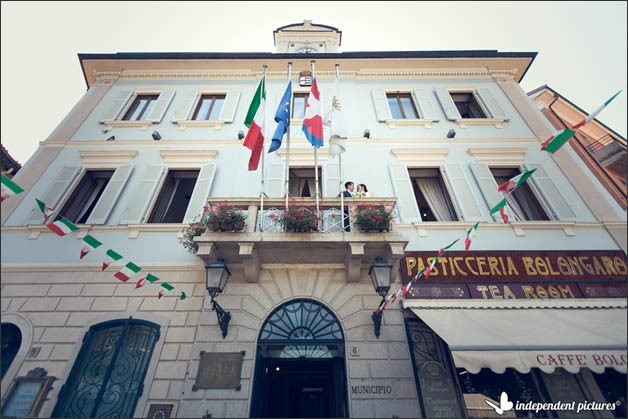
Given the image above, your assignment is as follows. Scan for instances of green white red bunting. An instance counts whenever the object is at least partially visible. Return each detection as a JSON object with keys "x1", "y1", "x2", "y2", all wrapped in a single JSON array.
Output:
[
  {"x1": 136, "y1": 273, "x2": 160, "y2": 289},
  {"x1": 465, "y1": 222, "x2": 480, "y2": 252},
  {"x1": 158, "y1": 283, "x2": 174, "y2": 299},
  {"x1": 490, "y1": 199, "x2": 509, "y2": 223},
  {"x1": 438, "y1": 238, "x2": 459, "y2": 257},
  {"x1": 47, "y1": 217, "x2": 79, "y2": 237},
  {"x1": 1, "y1": 175, "x2": 25, "y2": 202},
  {"x1": 102, "y1": 249, "x2": 123, "y2": 271},
  {"x1": 571, "y1": 90, "x2": 622, "y2": 129},
  {"x1": 497, "y1": 169, "x2": 537, "y2": 193},
  {"x1": 36, "y1": 198, "x2": 56, "y2": 221},
  {"x1": 180, "y1": 291, "x2": 187, "y2": 300},
  {"x1": 540, "y1": 129, "x2": 575, "y2": 153},
  {"x1": 114, "y1": 262, "x2": 142, "y2": 282},
  {"x1": 80, "y1": 234, "x2": 102, "y2": 259}
]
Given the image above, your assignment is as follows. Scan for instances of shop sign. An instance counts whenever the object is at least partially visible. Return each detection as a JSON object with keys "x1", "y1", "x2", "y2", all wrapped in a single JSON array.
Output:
[{"x1": 534, "y1": 352, "x2": 627, "y2": 369}]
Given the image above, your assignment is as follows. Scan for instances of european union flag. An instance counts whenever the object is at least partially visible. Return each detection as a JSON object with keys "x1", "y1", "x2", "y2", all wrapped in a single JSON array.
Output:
[{"x1": 269, "y1": 81, "x2": 292, "y2": 153}]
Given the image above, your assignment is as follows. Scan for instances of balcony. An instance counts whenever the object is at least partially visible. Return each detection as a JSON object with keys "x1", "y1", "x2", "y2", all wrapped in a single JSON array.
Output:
[
  {"x1": 194, "y1": 197, "x2": 408, "y2": 283},
  {"x1": 586, "y1": 134, "x2": 627, "y2": 175}
]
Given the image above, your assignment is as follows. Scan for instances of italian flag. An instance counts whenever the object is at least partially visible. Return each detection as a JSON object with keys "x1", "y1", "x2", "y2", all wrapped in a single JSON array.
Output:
[
  {"x1": 1, "y1": 175, "x2": 25, "y2": 202},
  {"x1": 490, "y1": 199, "x2": 509, "y2": 223},
  {"x1": 180, "y1": 291, "x2": 188, "y2": 300},
  {"x1": 36, "y1": 198, "x2": 56, "y2": 221},
  {"x1": 497, "y1": 169, "x2": 537, "y2": 193},
  {"x1": 438, "y1": 238, "x2": 459, "y2": 257},
  {"x1": 571, "y1": 90, "x2": 622, "y2": 129},
  {"x1": 102, "y1": 249, "x2": 123, "y2": 271},
  {"x1": 464, "y1": 222, "x2": 480, "y2": 252},
  {"x1": 114, "y1": 261, "x2": 142, "y2": 282},
  {"x1": 243, "y1": 78, "x2": 266, "y2": 171},
  {"x1": 47, "y1": 217, "x2": 79, "y2": 237},
  {"x1": 424, "y1": 257, "x2": 439, "y2": 279},
  {"x1": 540, "y1": 129, "x2": 575, "y2": 153},
  {"x1": 158, "y1": 282, "x2": 174, "y2": 299},
  {"x1": 136, "y1": 273, "x2": 160, "y2": 289},
  {"x1": 80, "y1": 234, "x2": 102, "y2": 259}
]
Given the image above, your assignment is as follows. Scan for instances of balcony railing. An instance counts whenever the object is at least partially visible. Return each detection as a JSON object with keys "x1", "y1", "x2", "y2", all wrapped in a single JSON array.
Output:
[{"x1": 586, "y1": 134, "x2": 627, "y2": 167}]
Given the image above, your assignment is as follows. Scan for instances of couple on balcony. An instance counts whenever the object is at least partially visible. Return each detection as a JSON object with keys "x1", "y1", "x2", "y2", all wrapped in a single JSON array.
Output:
[{"x1": 339, "y1": 181, "x2": 371, "y2": 198}]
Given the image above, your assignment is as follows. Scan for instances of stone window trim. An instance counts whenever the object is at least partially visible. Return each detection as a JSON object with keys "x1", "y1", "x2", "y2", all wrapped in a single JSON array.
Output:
[
  {"x1": 0, "y1": 313, "x2": 34, "y2": 401},
  {"x1": 174, "y1": 90, "x2": 230, "y2": 130}
]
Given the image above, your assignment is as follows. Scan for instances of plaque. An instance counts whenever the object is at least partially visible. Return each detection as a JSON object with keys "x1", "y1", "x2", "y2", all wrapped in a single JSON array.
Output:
[
  {"x1": 418, "y1": 361, "x2": 464, "y2": 419},
  {"x1": 193, "y1": 351, "x2": 244, "y2": 390},
  {"x1": 147, "y1": 403, "x2": 174, "y2": 419},
  {"x1": 1, "y1": 368, "x2": 56, "y2": 418}
]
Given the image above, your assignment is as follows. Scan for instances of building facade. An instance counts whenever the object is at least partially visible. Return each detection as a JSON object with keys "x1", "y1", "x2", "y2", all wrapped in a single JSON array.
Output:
[{"x1": 1, "y1": 21, "x2": 626, "y2": 418}]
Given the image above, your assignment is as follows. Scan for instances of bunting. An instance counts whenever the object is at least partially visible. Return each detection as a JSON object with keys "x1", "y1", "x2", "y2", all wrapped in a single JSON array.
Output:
[
  {"x1": 136, "y1": 273, "x2": 160, "y2": 289},
  {"x1": 36, "y1": 198, "x2": 56, "y2": 221},
  {"x1": 158, "y1": 283, "x2": 174, "y2": 299},
  {"x1": 46, "y1": 217, "x2": 79, "y2": 237},
  {"x1": 80, "y1": 234, "x2": 102, "y2": 259},
  {"x1": 102, "y1": 249, "x2": 123, "y2": 271},
  {"x1": 465, "y1": 222, "x2": 480, "y2": 252},
  {"x1": 1, "y1": 175, "x2": 24, "y2": 202},
  {"x1": 490, "y1": 199, "x2": 509, "y2": 223},
  {"x1": 114, "y1": 262, "x2": 142, "y2": 282}
]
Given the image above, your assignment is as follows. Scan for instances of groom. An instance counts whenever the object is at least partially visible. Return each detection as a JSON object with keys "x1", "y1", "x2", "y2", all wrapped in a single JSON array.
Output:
[{"x1": 339, "y1": 181, "x2": 354, "y2": 231}]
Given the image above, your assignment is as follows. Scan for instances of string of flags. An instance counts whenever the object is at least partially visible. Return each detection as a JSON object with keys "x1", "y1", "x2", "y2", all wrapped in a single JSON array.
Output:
[{"x1": 1, "y1": 176, "x2": 186, "y2": 301}]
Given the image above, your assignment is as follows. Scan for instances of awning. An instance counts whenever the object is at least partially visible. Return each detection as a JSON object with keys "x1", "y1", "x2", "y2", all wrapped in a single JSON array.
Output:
[{"x1": 403, "y1": 299, "x2": 627, "y2": 374}]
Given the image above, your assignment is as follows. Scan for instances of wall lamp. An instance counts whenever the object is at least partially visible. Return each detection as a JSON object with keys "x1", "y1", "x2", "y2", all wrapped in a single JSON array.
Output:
[
  {"x1": 363, "y1": 129, "x2": 371, "y2": 139},
  {"x1": 105, "y1": 135, "x2": 115, "y2": 141},
  {"x1": 447, "y1": 129, "x2": 456, "y2": 139},
  {"x1": 152, "y1": 131, "x2": 162, "y2": 141},
  {"x1": 238, "y1": 130, "x2": 245, "y2": 140},
  {"x1": 205, "y1": 259, "x2": 232, "y2": 338},
  {"x1": 369, "y1": 257, "x2": 392, "y2": 339}
]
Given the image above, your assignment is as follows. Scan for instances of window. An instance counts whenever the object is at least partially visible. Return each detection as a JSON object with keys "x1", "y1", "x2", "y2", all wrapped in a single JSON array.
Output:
[
  {"x1": 491, "y1": 168, "x2": 549, "y2": 221},
  {"x1": 387, "y1": 93, "x2": 419, "y2": 119},
  {"x1": 51, "y1": 319, "x2": 159, "y2": 419},
  {"x1": 289, "y1": 167, "x2": 321, "y2": 198},
  {"x1": 1, "y1": 324, "x2": 21, "y2": 380},
  {"x1": 148, "y1": 170, "x2": 199, "y2": 223},
  {"x1": 292, "y1": 93, "x2": 309, "y2": 119},
  {"x1": 450, "y1": 92, "x2": 487, "y2": 119},
  {"x1": 408, "y1": 168, "x2": 458, "y2": 221},
  {"x1": 122, "y1": 94, "x2": 159, "y2": 121},
  {"x1": 57, "y1": 170, "x2": 114, "y2": 224},
  {"x1": 191, "y1": 94, "x2": 225, "y2": 121}
]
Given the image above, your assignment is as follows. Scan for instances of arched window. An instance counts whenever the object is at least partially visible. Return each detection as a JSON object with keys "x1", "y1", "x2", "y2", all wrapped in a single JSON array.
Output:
[
  {"x1": 52, "y1": 318, "x2": 160, "y2": 418},
  {"x1": 1, "y1": 324, "x2": 22, "y2": 380}
]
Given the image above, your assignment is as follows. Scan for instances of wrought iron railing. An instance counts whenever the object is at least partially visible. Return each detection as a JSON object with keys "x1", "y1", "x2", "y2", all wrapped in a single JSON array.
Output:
[{"x1": 585, "y1": 134, "x2": 627, "y2": 165}]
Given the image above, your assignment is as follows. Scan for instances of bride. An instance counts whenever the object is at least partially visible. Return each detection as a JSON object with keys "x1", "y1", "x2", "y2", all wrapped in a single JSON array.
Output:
[{"x1": 355, "y1": 183, "x2": 371, "y2": 198}]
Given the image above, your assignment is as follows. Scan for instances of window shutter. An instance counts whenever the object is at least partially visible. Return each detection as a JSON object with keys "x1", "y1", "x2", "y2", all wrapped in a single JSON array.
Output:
[
  {"x1": 469, "y1": 163, "x2": 503, "y2": 221},
  {"x1": 266, "y1": 163, "x2": 286, "y2": 198},
  {"x1": 85, "y1": 165, "x2": 134, "y2": 225},
  {"x1": 442, "y1": 164, "x2": 484, "y2": 221},
  {"x1": 25, "y1": 166, "x2": 82, "y2": 225},
  {"x1": 171, "y1": 89, "x2": 198, "y2": 122},
  {"x1": 411, "y1": 89, "x2": 440, "y2": 121},
  {"x1": 475, "y1": 88, "x2": 508, "y2": 120},
  {"x1": 218, "y1": 90, "x2": 241, "y2": 123},
  {"x1": 322, "y1": 162, "x2": 341, "y2": 197},
  {"x1": 525, "y1": 163, "x2": 576, "y2": 220},
  {"x1": 371, "y1": 89, "x2": 392, "y2": 122},
  {"x1": 147, "y1": 90, "x2": 176, "y2": 123},
  {"x1": 183, "y1": 164, "x2": 217, "y2": 224},
  {"x1": 120, "y1": 165, "x2": 166, "y2": 225},
  {"x1": 99, "y1": 90, "x2": 133, "y2": 123},
  {"x1": 434, "y1": 88, "x2": 461, "y2": 121},
  {"x1": 388, "y1": 164, "x2": 421, "y2": 223}
]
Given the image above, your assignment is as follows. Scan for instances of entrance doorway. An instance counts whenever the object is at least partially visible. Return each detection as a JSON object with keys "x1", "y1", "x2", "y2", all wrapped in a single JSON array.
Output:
[{"x1": 250, "y1": 299, "x2": 348, "y2": 418}]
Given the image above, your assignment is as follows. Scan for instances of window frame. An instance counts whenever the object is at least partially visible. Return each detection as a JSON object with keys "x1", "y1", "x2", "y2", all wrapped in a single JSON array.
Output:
[
  {"x1": 55, "y1": 169, "x2": 115, "y2": 224},
  {"x1": 288, "y1": 166, "x2": 322, "y2": 198},
  {"x1": 408, "y1": 167, "x2": 460, "y2": 222},
  {"x1": 490, "y1": 167, "x2": 551, "y2": 221},
  {"x1": 146, "y1": 169, "x2": 201, "y2": 224},
  {"x1": 292, "y1": 92, "x2": 309, "y2": 119},
  {"x1": 191, "y1": 94, "x2": 226, "y2": 121},
  {"x1": 449, "y1": 91, "x2": 489, "y2": 119},
  {"x1": 121, "y1": 94, "x2": 160, "y2": 121},
  {"x1": 386, "y1": 92, "x2": 420, "y2": 120}
]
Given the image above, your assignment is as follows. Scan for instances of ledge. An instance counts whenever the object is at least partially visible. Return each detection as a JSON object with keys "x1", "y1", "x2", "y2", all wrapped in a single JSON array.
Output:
[
  {"x1": 79, "y1": 150, "x2": 138, "y2": 167},
  {"x1": 455, "y1": 118, "x2": 507, "y2": 129},
  {"x1": 159, "y1": 149, "x2": 219, "y2": 167},
  {"x1": 276, "y1": 147, "x2": 330, "y2": 164},
  {"x1": 467, "y1": 147, "x2": 528, "y2": 165},
  {"x1": 385, "y1": 119, "x2": 435, "y2": 128},
  {"x1": 173, "y1": 120, "x2": 225, "y2": 130},
  {"x1": 391, "y1": 148, "x2": 449, "y2": 165},
  {"x1": 101, "y1": 121, "x2": 153, "y2": 131}
]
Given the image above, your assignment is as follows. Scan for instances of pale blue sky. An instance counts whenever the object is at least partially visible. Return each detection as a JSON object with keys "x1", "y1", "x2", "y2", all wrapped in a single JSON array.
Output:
[{"x1": 1, "y1": 1, "x2": 626, "y2": 165}]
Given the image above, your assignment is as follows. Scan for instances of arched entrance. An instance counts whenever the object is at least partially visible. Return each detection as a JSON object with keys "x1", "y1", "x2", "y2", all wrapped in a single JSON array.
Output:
[{"x1": 250, "y1": 299, "x2": 348, "y2": 418}]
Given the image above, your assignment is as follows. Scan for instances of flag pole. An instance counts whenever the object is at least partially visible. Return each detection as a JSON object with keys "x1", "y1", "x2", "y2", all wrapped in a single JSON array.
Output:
[
  {"x1": 311, "y1": 60, "x2": 320, "y2": 222},
  {"x1": 260, "y1": 65, "x2": 267, "y2": 231},
  {"x1": 336, "y1": 64, "x2": 345, "y2": 231},
  {"x1": 285, "y1": 62, "x2": 292, "y2": 209}
]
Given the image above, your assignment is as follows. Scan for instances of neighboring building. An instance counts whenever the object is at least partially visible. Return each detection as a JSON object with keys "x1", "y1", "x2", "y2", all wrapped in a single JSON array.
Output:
[
  {"x1": 529, "y1": 85, "x2": 627, "y2": 211},
  {"x1": 1, "y1": 21, "x2": 626, "y2": 419},
  {"x1": 1, "y1": 144, "x2": 21, "y2": 179}
]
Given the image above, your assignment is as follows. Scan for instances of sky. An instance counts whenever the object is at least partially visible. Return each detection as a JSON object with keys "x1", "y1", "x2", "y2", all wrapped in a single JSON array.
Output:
[{"x1": 1, "y1": 1, "x2": 626, "y2": 165}]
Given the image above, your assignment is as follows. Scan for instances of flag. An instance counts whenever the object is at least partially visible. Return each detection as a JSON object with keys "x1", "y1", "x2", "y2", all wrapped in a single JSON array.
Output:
[
  {"x1": 158, "y1": 282, "x2": 174, "y2": 299},
  {"x1": 424, "y1": 257, "x2": 439, "y2": 279},
  {"x1": 464, "y1": 222, "x2": 480, "y2": 252},
  {"x1": 102, "y1": 249, "x2": 123, "y2": 271},
  {"x1": 136, "y1": 273, "x2": 159, "y2": 289},
  {"x1": 80, "y1": 234, "x2": 102, "y2": 259},
  {"x1": 35, "y1": 198, "x2": 56, "y2": 221},
  {"x1": 180, "y1": 291, "x2": 188, "y2": 300},
  {"x1": 1, "y1": 175, "x2": 24, "y2": 202},
  {"x1": 438, "y1": 238, "x2": 459, "y2": 257},
  {"x1": 540, "y1": 129, "x2": 575, "y2": 153},
  {"x1": 490, "y1": 199, "x2": 509, "y2": 223},
  {"x1": 46, "y1": 217, "x2": 79, "y2": 237},
  {"x1": 497, "y1": 169, "x2": 537, "y2": 193},
  {"x1": 269, "y1": 81, "x2": 292, "y2": 153},
  {"x1": 301, "y1": 78, "x2": 324, "y2": 148},
  {"x1": 114, "y1": 261, "x2": 142, "y2": 282},
  {"x1": 572, "y1": 90, "x2": 622, "y2": 129},
  {"x1": 324, "y1": 78, "x2": 347, "y2": 156},
  {"x1": 402, "y1": 268, "x2": 425, "y2": 298},
  {"x1": 243, "y1": 79, "x2": 266, "y2": 171}
]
